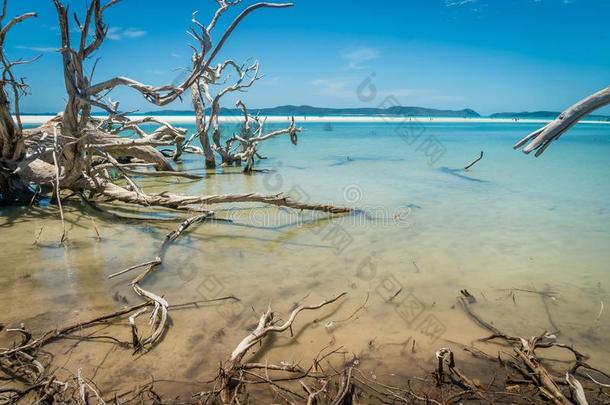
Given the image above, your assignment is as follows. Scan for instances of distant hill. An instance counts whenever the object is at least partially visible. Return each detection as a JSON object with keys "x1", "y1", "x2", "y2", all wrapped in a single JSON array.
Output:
[
  {"x1": 141, "y1": 105, "x2": 481, "y2": 118},
  {"x1": 25, "y1": 107, "x2": 610, "y2": 121},
  {"x1": 491, "y1": 111, "x2": 610, "y2": 121}
]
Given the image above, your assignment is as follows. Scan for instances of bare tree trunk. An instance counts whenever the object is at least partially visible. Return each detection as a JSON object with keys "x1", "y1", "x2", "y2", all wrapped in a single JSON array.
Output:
[
  {"x1": 52, "y1": 0, "x2": 100, "y2": 189},
  {"x1": 0, "y1": 89, "x2": 17, "y2": 159},
  {"x1": 0, "y1": 5, "x2": 37, "y2": 203},
  {"x1": 0, "y1": 80, "x2": 20, "y2": 200},
  {"x1": 191, "y1": 79, "x2": 216, "y2": 168}
]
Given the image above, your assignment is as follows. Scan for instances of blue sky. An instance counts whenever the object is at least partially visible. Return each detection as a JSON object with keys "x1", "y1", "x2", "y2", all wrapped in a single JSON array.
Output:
[{"x1": 5, "y1": 0, "x2": 610, "y2": 114}]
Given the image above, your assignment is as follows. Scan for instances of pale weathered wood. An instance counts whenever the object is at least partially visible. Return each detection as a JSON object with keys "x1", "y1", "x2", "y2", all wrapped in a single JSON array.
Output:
[
  {"x1": 514, "y1": 86, "x2": 610, "y2": 156},
  {"x1": 178, "y1": 3, "x2": 300, "y2": 171},
  {"x1": 0, "y1": 2, "x2": 37, "y2": 201},
  {"x1": 102, "y1": 182, "x2": 352, "y2": 214},
  {"x1": 1, "y1": 0, "x2": 350, "y2": 218},
  {"x1": 218, "y1": 292, "x2": 347, "y2": 402},
  {"x1": 84, "y1": 3, "x2": 293, "y2": 106}
]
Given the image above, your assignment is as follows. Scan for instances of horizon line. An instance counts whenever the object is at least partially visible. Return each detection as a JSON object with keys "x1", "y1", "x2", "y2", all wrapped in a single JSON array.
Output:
[{"x1": 17, "y1": 114, "x2": 610, "y2": 126}]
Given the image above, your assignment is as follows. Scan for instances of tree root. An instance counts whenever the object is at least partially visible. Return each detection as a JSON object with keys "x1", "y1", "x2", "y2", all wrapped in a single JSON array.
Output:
[
  {"x1": 457, "y1": 294, "x2": 610, "y2": 405},
  {"x1": 3, "y1": 294, "x2": 609, "y2": 404},
  {"x1": 125, "y1": 213, "x2": 212, "y2": 351},
  {"x1": 216, "y1": 292, "x2": 347, "y2": 403}
]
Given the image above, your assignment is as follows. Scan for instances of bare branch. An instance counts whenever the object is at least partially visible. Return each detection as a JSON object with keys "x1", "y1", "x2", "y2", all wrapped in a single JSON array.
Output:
[
  {"x1": 85, "y1": 3, "x2": 293, "y2": 105},
  {"x1": 0, "y1": 12, "x2": 36, "y2": 39},
  {"x1": 514, "y1": 86, "x2": 610, "y2": 156},
  {"x1": 229, "y1": 292, "x2": 346, "y2": 365}
]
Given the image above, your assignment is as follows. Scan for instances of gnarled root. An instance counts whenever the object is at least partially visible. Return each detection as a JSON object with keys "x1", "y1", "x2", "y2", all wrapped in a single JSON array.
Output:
[
  {"x1": 124, "y1": 214, "x2": 211, "y2": 351},
  {"x1": 457, "y1": 295, "x2": 603, "y2": 404},
  {"x1": 217, "y1": 292, "x2": 347, "y2": 403}
]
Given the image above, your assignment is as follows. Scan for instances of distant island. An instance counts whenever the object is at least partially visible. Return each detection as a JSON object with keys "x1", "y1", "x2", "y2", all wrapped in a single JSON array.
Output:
[
  {"x1": 22, "y1": 105, "x2": 610, "y2": 120},
  {"x1": 140, "y1": 106, "x2": 610, "y2": 120},
  {"x1": 491, "y1": 111, "x2": 610, "y2": 121},
  {"x1": 140, "y1": 105, "x2": 481, "y2": 118}
]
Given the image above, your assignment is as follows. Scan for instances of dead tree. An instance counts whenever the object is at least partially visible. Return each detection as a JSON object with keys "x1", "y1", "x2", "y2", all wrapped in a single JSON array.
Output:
[
  {"x1": 0, "y1": 3, "x2": 37, "y2": 203},
  {"x1": 179, "y1": 1, "x2": 301, "y2": 171},
  {"x1": 186, "y1": 70, "x2": 300, "y2": 172},
  {"x1": 44, "y1": 0, "x2": 192, "y2": 190},
  {"x1": 186, "y1": 55, "x2": 217, "y2": 167},
  {"x1": 0, "y1": 0, "x2": 350, "y2": 216},
  {"x1": 230, "y1": 101, "x2": 300, "y2": 173},
  {"x1": 515, "y1": 86, "x2": 610, "y2": 156},
  {"x1": 187, "y1": 59, "x2": 263, "y2": 167}
]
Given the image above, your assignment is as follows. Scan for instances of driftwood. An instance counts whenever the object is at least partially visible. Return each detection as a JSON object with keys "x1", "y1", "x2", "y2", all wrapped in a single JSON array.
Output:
[
  {"x1": 3, "y1": 285, "x2": 609, "y2": 403},
  {"x1": 457, "y1": 294, "x2": 610, "y2": 405},
  {"x1": 435, "y1": 347, "x2": 486, "y2": 401},
  {"x1": 0, "y1": 298, "x2": 235, "y2": 402},
  {"x1": 4, "y1": 1, "x2": 608, "y2": 404},
  {"x1": 0, "y1": 0, "x2": 187, "y2": 195},
  {"x1": 464, "y1": 151, "x2": 483, "y2": 170},
  {"x1": 0, "y1": 212, "x2": 239, "y2": 401},
  {"x1": 0, "y1": 0, "x2": 351, "y2": 225},
  {"x1": 515, "y1": 337, "x2": 571, "y2": 405},
  {"x1": 101, "y1": 183, "x2": 351, "y2": 213},
  {"x1": 228, "y1": 292, "x2": 347, "y2": 366},
  {"x1": 514, "y1": 86, "x2": 610, "y2": 156},
  {"x1": 0, "y1": 2, "x2": 38, "y2": 203},
  {"x1": 126, "y1": 214, "x2": 213, "y2": 350},
  {"x1": 178, "y1": 1, "x2": 301, "y2": 170},
  {"x1": 217, "y1": 292, "x2": 347, "y2": 402}
]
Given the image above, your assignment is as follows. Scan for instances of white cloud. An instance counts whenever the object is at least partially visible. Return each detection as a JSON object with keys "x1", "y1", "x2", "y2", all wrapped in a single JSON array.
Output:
[
  {"x1": 147, "y1": 69, "x2": 166, "y2": 76},
  {"x1": 445, "y1": 0, "x2": 478, "y2": 6},
  {"x1": 16, "y1": 45, "x2": 57, "y2": 53},
  {"x1": 311, "y1": 77, "x2": 464, "y2": 106},
  {"x1": 259, "y1": 76, "x2": 280, "y2": 86},
  {"x1": 311, "y1": 78, "x2": 352, "y2": 97},
  {"x1": 107, "y1": 27, "x2": 147, "y2": 41},
  {"x1": 123, "y1": 28, "x2": 147, "y2": 39},
  {"x1": 342, "y1": 47, "x2": 379, "y2": 70}
]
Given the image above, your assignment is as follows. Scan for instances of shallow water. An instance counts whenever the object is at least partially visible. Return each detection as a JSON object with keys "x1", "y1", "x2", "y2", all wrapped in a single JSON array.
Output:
[{"x1": 1, "y1": 120, "x2": 609, "y2": 396}]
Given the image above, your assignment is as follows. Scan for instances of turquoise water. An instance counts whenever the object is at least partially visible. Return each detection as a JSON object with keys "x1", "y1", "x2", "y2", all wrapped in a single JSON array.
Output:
[{"x1": 2, "y1": 120, "x2": 609, "y2": 393}]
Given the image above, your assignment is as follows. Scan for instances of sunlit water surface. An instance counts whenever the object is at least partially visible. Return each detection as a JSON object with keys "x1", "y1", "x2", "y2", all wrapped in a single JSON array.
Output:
[{"x1": 1, "y1": 121, "x2": 609, "y2": 396}]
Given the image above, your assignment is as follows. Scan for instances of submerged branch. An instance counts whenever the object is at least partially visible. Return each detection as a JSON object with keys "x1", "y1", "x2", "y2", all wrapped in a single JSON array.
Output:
[
  {"x1": 464, "y1": 151, "x2": 483, "y2": 170},
  {"x1": 101, "y1": 182, "x2": 353, "y2": 214}
]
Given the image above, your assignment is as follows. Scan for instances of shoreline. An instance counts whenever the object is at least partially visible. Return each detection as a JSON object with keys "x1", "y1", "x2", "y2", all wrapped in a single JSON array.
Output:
[{"x1": 17, "y1": 114, "x2": 610, "y2": 125}]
